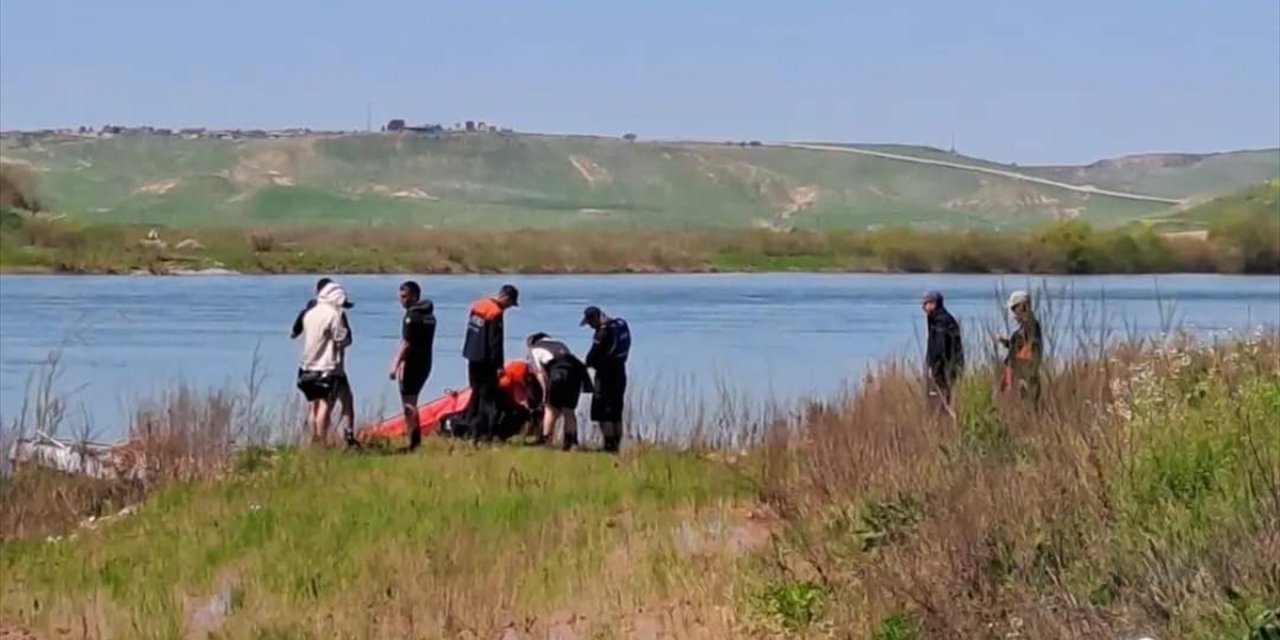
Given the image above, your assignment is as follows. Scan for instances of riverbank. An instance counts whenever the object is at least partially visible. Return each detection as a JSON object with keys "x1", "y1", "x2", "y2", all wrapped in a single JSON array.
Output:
[
  {"x1": 2, "y1": 332, "x2": 1277, "y2": 638},
  {"x1": 2, "y1": 212, "x2": 1278, "y2": 275}
]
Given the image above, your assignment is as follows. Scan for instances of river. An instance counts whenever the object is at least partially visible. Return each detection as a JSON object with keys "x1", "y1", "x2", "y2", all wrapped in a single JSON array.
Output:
[{"x1": 1, "y1": 273, "x2": 1277, "y2": 441}]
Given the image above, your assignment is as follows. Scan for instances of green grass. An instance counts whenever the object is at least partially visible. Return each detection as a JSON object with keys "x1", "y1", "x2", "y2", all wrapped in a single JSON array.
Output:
[
  {"x1": 7, "y1": 132, "x2": 1237, "y2": 230},
  {"x1": 0, "y1": 442, "x2": 756, "y2": 637}
]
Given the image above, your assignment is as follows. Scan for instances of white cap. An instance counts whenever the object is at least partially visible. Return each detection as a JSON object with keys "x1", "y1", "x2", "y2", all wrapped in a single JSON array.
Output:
[{"x1": 1007, "y1": 290, "x2": 1030, "y2": 310}]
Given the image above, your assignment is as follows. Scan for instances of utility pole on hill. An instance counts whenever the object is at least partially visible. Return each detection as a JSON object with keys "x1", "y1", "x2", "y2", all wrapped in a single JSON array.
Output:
[{"x1": 366, "y1": 102, "x2": 372, "y2": 133}]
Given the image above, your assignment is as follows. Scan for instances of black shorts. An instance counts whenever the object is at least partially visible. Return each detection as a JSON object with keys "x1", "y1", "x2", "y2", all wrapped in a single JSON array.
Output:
[
  {"x1": 400, "y1": 363, "x2": 431, "y2": 398},
  {"x1": 297, "y1": 369, "x2": 347, "y2": 402},
  {"x1": 590, "y1": 372, "x2": 627, "y2": 422},
  {"x1": 545, "y1": 367, "x2": 581, "y2": 410}
]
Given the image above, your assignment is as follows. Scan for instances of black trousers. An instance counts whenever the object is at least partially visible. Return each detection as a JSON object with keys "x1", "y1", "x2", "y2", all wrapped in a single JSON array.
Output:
[
  {"x1": 464, "y1": 360, "x2": 502, "y2": 440},
  {"x1": 927, "y1": 375, "x2": 955, "y2": 416}
]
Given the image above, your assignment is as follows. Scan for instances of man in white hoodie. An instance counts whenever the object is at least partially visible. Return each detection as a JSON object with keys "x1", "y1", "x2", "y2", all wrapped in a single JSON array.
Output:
[{"x1": 297, "y1": 281, "x2": 354, "y2": 444}]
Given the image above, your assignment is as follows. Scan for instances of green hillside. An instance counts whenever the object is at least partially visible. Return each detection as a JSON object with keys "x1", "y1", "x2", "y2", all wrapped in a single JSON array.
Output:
[
  {"x1": 2, "y1": 132, "x2": 1273, "y2": 230},
  {"x1": 1025, "y1": 149, "x2": 1280, "y2": 198},
  {"x1": 1160, "y1": 178, "x2": 1280, "y2": 227},
  {"x1": 799, "y1": 143, "x2": 1280, "y2": 199}
]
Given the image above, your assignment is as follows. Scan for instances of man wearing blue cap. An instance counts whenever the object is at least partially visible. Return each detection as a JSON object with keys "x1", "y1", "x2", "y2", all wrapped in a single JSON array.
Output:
[{"x1": 922, "y1": 290, "x2": 964, "y2": 417}]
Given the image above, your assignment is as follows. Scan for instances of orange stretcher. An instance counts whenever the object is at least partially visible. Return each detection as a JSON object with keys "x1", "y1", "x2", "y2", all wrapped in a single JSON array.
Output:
[
  {"x1": 357, "y1": 360, "x2": 535, "y2": 441},
  {"x1": 357, "y1": 388, "x2": 472, "y2": 440}
]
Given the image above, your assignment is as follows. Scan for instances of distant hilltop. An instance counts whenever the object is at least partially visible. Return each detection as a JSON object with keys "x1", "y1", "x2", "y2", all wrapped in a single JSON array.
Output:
[
  {"x1": 0, "y1": 117, "x2": 515, "y2": 141},
  {"x1": 1, "y1": 127, "x2": 1275, "y2": 231},
  {"x1": 2, "y1": 125, "x2": 338, "y2": 141}
]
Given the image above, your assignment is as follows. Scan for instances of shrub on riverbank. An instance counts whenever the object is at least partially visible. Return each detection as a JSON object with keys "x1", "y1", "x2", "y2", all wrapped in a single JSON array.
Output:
[
  {"x1": 1, "y1": 214, "x2": 1278, "y2": 274},
  {"x1": 0, "y1": 160, "x2": 43, "y2": 213}
]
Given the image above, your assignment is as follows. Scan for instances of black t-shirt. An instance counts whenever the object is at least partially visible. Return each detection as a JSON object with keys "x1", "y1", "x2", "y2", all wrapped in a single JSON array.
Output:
[{"x1": 402, "y1": 300, "x2": 436, "y2": 371}]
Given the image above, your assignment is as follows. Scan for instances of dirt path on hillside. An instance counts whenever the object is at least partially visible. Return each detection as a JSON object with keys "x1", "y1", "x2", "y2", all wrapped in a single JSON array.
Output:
[{"x1": 779, "y1": 143, "x2": 1186, "y2": 205}]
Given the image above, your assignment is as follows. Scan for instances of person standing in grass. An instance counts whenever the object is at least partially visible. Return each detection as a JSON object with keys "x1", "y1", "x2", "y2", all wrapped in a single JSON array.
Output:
[
  {"x1": 525, "y1": 332, "x2": 591, "y2": 450},
  {"x1": 922, "y1": 290, "x2": 964, "y2": 417},
  {"x1": 459, "y1": 284, "x2": 519, "y2": 440},
  {"x1": 995, "y1": 290, "x2": 1043, "y2": 402},
  {"x1": 389, "y1": 281, "x2": 436, "y2": 451},
  {"x1": 296, "y1": 280, "x2": 354, "y2": 445},
  {"x1": 582, "y1": 305, "x2": 631, "y2": 453}
]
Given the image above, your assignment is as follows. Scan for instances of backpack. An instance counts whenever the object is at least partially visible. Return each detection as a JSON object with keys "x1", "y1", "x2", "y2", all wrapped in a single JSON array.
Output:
[{"x1": 607, "y1": 318, "x2": 631, "y2": 363}]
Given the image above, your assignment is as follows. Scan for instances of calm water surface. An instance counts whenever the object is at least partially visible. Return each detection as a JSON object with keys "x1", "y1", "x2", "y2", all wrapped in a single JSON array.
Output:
[{"x1": 1, "y1": 273, "x2": 1276, "y2": 440}]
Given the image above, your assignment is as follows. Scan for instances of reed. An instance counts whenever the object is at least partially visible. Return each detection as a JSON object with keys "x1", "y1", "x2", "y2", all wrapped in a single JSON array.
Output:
[{"x1": 757, "y1": 325, "x2": 1280, "y2": 639}]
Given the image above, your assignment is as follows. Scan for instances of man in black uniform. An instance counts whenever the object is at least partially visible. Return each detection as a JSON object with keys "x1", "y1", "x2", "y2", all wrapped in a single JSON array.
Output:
[
  {"x1": 922, "y1": 290, "x2": 964, "y2": 418},
  {"x1": 582, "y1": 306, "x2": 630, "y2": 453},
  {"x1": 460, "y1": 284, "x2": 519, "y2": 440},
  {"x1": 389, "y1": 281, "x2": 436, "y2": 450}
]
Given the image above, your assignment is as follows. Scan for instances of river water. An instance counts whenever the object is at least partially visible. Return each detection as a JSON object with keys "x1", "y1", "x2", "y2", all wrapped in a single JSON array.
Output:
[{"x1": 0, "y1": 273, "x2": 1276, "y2": 441}]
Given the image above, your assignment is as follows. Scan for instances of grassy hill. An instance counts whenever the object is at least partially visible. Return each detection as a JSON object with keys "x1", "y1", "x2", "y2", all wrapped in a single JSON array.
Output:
[
  {"x1": 1161, "y1": 178, "x2": 1280, "y2": 227},
  {"x1": 830, "y1": 143, "x2": 1280, "y2": 200},
  {"x1": 2, "y1": 133, "x2": 1275, "y2": 230},
  {"x1": 1026, "y1": 149, "x2": 1280, "y2": 198}
]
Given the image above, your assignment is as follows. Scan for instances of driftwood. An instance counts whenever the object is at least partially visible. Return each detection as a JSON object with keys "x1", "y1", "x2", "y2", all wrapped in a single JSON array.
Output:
[{"x1": 7, "y1": 431, "x2": 147, "y2": 481}]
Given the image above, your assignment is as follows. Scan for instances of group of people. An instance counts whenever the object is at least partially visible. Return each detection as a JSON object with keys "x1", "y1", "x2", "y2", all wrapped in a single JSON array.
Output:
[
  {"x1": 290, "y1": 276, "x2": 1038, "y2": 449},
  {"x1": 291, "y1": 279, "x2": 631, "y2": 453},
  {"x1": 921, "y1": 288, "x2": 1043, "y2": 417}
]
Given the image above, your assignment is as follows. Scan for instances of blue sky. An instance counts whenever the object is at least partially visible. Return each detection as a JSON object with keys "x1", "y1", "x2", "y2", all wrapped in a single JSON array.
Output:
[{"x1": 1, "y1": 0, "x2": 1278, "y2": 164}]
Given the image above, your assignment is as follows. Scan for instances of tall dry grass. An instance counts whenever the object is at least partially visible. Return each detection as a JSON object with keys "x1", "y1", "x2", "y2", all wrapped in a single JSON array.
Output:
[
  {"x1": 757, "y1": 326, "x2": 1280, "y2": 639},
  {"x1": 0, "y1": 159, "x2": 42, "y2": 212},
  {"x1": 0, "y1": 348, "x2": 287, "y2": 542}
]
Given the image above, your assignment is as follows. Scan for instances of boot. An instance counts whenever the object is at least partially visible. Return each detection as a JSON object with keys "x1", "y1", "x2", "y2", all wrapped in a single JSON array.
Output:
[
  {"x1": 561, "y1": 432, "x2": 579, "y2": 452},
  {"x1": 407, "y1": 427, "x2": 422, "y2": 451},
  {"x1": 602, "y1": 434, "x2": 621, "y2": 454}
]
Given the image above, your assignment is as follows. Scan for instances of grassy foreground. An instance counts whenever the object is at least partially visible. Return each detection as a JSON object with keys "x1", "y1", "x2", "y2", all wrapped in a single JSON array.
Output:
[
  {"x1": 2, "y1": 211, "x2": 1279, "y2": 275},
  {"x1": 2, "y1": 331, "x2": 1278, "y2": 638},
  {"x1": 1, "y1": 445, "x2": 762, "y2": 638}
]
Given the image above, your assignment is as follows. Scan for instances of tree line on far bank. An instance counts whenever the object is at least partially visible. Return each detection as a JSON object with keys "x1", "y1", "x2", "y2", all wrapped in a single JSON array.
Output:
[{"x1": 1, "y1": 210, "x2": 1277, "y2": 275}]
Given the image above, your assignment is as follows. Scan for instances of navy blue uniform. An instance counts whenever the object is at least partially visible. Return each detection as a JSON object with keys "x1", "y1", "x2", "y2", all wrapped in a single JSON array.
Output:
[{"x1": 586, "y1": 318, "x2": 630, "y2": 424}]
